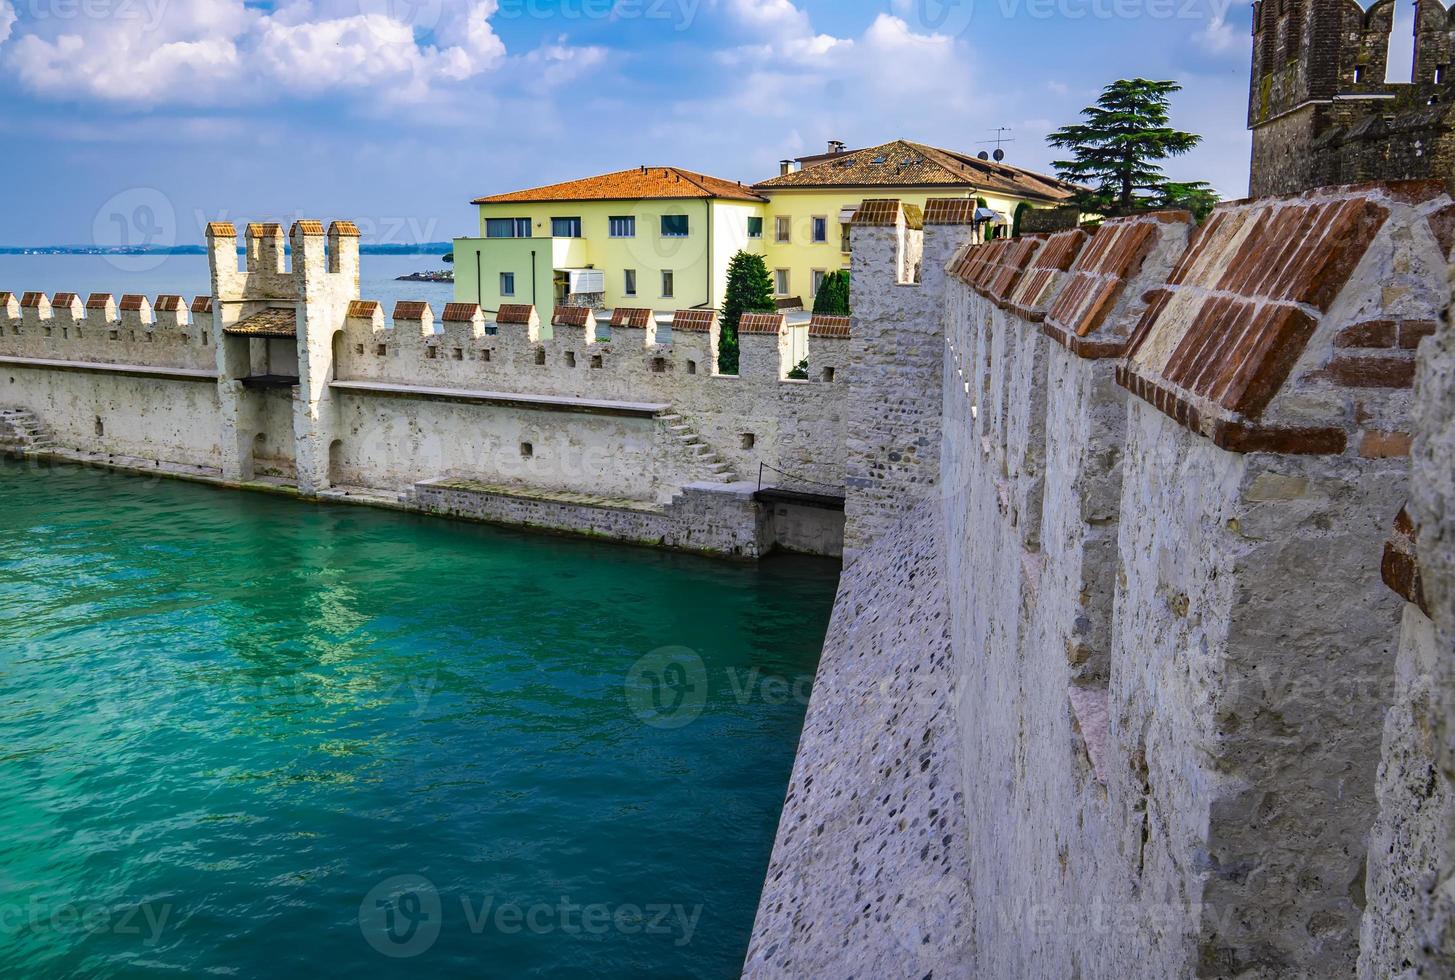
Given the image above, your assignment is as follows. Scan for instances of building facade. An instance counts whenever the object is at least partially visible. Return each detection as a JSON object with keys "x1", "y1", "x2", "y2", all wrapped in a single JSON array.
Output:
[
  {"x1": 454, "y1": 141, "x2": 1079, "y2": 314},
  {"x1": 453, "y1": 168, "x2": 766, "y2": 315}
]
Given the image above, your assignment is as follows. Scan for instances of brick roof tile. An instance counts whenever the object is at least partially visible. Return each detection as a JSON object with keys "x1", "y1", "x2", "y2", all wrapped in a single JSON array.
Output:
[
  {"x1": 611, "y1": 308, "x2": 653, "y2": 329},
  {"x1": 190, "y1": 296, "x2": 214, "y2": 314},
  {"x1": 87, "y1": 293, "x2": 115, "y2": 310},
  {"x1": 672, "y1": 309, "x2": 717, "y2": 332},
  {"x1": 553, "y1": 306, "x2": 593, "y2": 327},
  {"x1": 495, "y1": 304, "x2": 536, "y2": 325},
  {"x1": 441, "y1": 302, "x2": 481, "y2": 322},
  {"x1": 348, "y1": 300, "x2": 381, "y2": 318},
  {"x1": 738, "y1": 312, "x2": 785, "y2": 334},
  {"x1": 393, "y1": 301, "x2": 432, "y2": 321},
  {"x1": 808, "y1": 314, "x2": 851, "y2": 338}
]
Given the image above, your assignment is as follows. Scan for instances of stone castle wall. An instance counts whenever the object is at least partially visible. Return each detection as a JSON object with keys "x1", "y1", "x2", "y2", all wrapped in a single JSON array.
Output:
[
  {"x1": 0, "y1": 218, "x2": 863, "y2": 557},
  {"x1": 751, "y1": 180, "x2": 1455, "y2": 976}
]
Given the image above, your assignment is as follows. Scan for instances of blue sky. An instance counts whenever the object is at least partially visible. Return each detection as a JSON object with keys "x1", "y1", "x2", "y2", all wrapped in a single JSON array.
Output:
[{"x1": 0, "y1": 0, "x2": 1265, "y2": 247}]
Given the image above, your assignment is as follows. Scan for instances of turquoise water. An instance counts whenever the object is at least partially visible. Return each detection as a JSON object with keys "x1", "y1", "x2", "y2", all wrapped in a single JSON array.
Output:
[{"x1": 0, "y1": 459, "x2": 837, "y2": 978}]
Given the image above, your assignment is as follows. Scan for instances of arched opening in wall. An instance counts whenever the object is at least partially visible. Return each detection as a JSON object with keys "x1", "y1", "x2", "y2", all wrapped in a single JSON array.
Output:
[
  {"x1": 1388, "y1": 0, "x2": 1416, "y2": 82},
  {"x1": 328, "y1": 439, "x2": 345, "y2": 488},
  {"x1": 331, "y1": 331, "x2": 345, "y2": 383}
]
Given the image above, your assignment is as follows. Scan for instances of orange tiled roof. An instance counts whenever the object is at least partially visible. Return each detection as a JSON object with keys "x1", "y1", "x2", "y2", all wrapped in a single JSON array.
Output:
[
  {"x1": 330, "y1": 220, "x2": 361, "y2": 237},
  {"x1": 553, "y1": 306, "x2": 593, "y2": 327},
  {"x1": 808, "y1": 314, "x2": 851, "y2": 338},
  {"x1": 190, "y1": 296, "x2": 214, "y2": 314},
  {"x1": 154, "y1": 295, "x2": 186, "y2": 312},
  {"x1": 348, "y1": 300, "x2": 381, "y2": 319},
  {"x1": 611, "y1": 308, "x2": 653, "y2": 329},
  {"x1": 754, "y1": 139, "x2": 1080, "y2": 203},
  {"x1": 738, "y1": 312, "x2": 785, "y2": 335},
  {"x1": 442, "y1": 302, "x2": 481, "y2": 322},
  {"x1": 293, "y1": 219, "x2": 325, "y2": 236},
  {"x1": 118, "y1": 294, "x2": 149, "y2": 312},
  {"x1": 393, "y1": 301, "x2": 431, "y2": 321},
  {"x1": 496, "y1": 304, "x2": 536, "y2": 325},
  {"x1": 87, "y1": 293, "x2": 114, "y2": 310},
  {"x1": 223, "y1": 307, "x2": 296, "y2": 338},
  {"x1": 473, "y1": 167, "x2": 766, "y2": 205},
  {"x1": 672, "y1": 309, "x2": 717, "y2": 332},
  {"x1": 20, "y1": 292, "x2": 45, "y2": 308}
]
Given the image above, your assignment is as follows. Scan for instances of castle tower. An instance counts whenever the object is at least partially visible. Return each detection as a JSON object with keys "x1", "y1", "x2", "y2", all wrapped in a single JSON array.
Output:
[
  {"x1": 1249, "y1": 0, "x2": 1455, "y2": 196},
  {"x1": 1248, "y1": 0, "x2": 1397, "y2": 196}
]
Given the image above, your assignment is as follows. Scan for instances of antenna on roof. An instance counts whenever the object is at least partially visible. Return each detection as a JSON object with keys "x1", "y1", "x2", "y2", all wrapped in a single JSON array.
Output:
[{"x1": 978, "y1": 128, "x2": 1015, "y2": 160}]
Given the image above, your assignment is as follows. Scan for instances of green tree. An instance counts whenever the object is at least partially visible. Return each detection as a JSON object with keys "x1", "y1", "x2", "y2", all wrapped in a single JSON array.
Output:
[
  {"x1": 1048, "y1": 78, "x2": 1204, "y2": 217},
  {"x1": 720, "y1": 250, "x2": 775, "y2": 374},
  {"x1": 812, "y1": 270, "x2": 851, "y2": 316},
  {"x1": 1011, "y1": 202, "x2": 1030, "y2": 237},
  {"x1": 1155, "y1": 181, "x2": 1221, "y2": 220}
]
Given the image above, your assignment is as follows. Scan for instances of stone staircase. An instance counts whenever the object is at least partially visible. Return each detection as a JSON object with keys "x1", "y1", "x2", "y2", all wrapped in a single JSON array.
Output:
[
  {"x1": 657, "y1": 411, "x2": 735, "y2": 482},
  {"x1": 0, "y1": 408, "x2": 55, "y2": 454}
]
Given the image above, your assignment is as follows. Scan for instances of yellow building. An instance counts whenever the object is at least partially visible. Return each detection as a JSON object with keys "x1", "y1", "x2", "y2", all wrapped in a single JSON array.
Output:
[
  {"x1": 454, "y1": 141, "x2": 1079, "y2": 314},
  {"x1": 453, "y1": 167, "x2": 766, "y2": 314},
  {"x1": 751, "y1": 139, "x2": 1080, "y2": 304}
]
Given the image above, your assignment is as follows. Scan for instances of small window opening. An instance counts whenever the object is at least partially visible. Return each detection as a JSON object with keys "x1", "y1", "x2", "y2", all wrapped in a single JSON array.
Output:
[
  {"x1": 109, "y1": 330, "x2": 119, "y2": 341},
  {"x1": 651, "y1": 356, "x2": 666, "y2": 373},
  {"x1": 426, "y1": 346, "x2": 438, "y2": 359},
  {"x1": 565, "y1": 351, "x2": 577, "y2": 368},
  {"x1": 453, "y1": 348, "x2": 464, "y2": 361},
  {"x1": 591, "y1": 354, "x2": 604, "y2": 368},
  {"x1": 376, "y1": 343, "x2": 387, "y2": 356},
  {"x1": 481, "y1": 349, "x2": 492, "y2": 363},
  {"x1": 822, "y1": 366, "x2": 836, "y2": 382},
  {"x1": 355, "y1": 343, "x2": 365, "y2": 355},
  {"x1": 95, "y1": 417, "x2": 104, "y2": 437},
  {"x1": 740, "y1": 433, "x2": 756, "y2": 450},
  {"x1": 534, "y1": 349, "x2": 546, "y2": 365},
  {"x1": 520, "y1": 442, "x2": 534, "y2": 458},
  {"x1": 687, "y1": 359, "x2": 698, "y2": 375}
]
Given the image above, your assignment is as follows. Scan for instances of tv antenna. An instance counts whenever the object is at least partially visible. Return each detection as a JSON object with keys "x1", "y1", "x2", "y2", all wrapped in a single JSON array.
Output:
[{"x1": 977, "y1": 128, "x2": 1015, "y2": 162}]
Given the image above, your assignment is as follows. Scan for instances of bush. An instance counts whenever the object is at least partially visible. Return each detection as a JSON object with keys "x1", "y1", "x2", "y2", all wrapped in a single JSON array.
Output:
[
  {"x1": 788, "y1": 358, "x2": 809, "y2": 380},
  {"x1": 812, "y1": 270, "x2": 851, "y2": 316},
  {"x1": 721, "y1": 251, "x2": 775, "y2": 374}
]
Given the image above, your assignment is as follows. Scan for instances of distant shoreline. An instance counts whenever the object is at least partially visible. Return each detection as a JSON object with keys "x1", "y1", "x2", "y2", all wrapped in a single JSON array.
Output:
[{"x1": 0, "y1": 244, "x2": 455, "y2": 257}]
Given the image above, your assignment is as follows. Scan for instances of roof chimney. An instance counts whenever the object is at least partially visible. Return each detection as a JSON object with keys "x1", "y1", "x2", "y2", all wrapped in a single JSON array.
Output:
[
  {"x1": 828, "y1": 140, "x2": 846, "y2": 155},
  {"x1": 780, "y1": 159, "x2": 793, "y2": 176}
]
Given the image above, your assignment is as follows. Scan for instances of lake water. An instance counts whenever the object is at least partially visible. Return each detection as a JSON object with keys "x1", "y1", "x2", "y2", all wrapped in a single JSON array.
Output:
[
  {"x1": 0, "y1": 254, "x2": 457, "y2": 316},
  {"x1": 0, "y1": 459, "x2": 838, "y2": 978}
]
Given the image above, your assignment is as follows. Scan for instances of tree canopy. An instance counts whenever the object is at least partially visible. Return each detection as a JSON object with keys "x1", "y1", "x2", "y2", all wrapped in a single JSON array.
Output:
[
  {"x1": 1048, "y1": 78, "x2": 1213, "y2": 218},
  {"x1": 812, "y1": 270, "x2": 850, "y2": 316},
  {"x1": 720, "y1": 250, "x2": 775, "y2": 374}
]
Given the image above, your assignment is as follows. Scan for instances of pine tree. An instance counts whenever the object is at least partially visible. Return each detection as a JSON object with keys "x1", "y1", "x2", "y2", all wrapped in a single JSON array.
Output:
[
  {"x1": 1048, "y1": 78, "x2": 1205, "y2": 217},
  {"x1": 812, "y1": 270, "x2": 851, "y2": 316},
  {"x1": 720, "y1": 250, "x2": 774, "y2": 374}
]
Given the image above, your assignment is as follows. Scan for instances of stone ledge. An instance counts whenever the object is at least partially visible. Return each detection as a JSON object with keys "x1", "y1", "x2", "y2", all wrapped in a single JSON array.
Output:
[
  {"x1": 0, "y1": 355, "x2": 218, "y2": 382},
  {"x1": 329, "y1": 379, "x2": 669, "y2": 417}
]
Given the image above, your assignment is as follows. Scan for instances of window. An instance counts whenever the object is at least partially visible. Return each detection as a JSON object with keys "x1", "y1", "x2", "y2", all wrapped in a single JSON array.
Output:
[
  {"x1": 662, "y1": 270, "x2": 675, "y2": 298},
  {"x1": 624, "y1": 269, "x2": 637, "y2": 296},
  {"x1": 812, "y1": 217, "x2": 828, "y2": 243},
  {"x1": 500, "y1": 272, "x2": 516, "y2": 296},
  {"x1": 652, "y1": 357, "x2": 667, "y2": 373},
  {"x1": 609, "y1": 215, "x2": 636, "y2": 238},
  {"x1": 1439, "y1": 64, "x2": 1449, "y2": 84},
  {"x1": 774, "y1": 269, "x2": 790, "y2": 296},
  {"x1": 775, "y1": 216, "x2": 791, "y2": 243},
  {"x1": 812, "y1": 269, "x2": 827, "y2": 296},
  {"x1": 485, "y1": 217, "x2": 531, "y2": 238},
  {"x1": 660, "y1": 214, "x2": 689, "y2": 238},
  {"x1": 842, "y1": 224, "x2": 852, "y2": 253},
  {"x1": 747, "y1": 217, "x2": 764, "y2": 239},
  {"x1": 551, "y1": 217, "x2": 582, "y2": 238},
  {"x1": 1353, "y1": 65, "x2": 1365, "y2": 84},
  {"x1": 520, "y1": 442, "x2": 533, "y2": 458}
]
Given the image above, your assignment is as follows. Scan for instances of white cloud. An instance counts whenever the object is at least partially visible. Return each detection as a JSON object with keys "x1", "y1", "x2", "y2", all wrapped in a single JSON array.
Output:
[
  {"x1": 520, "y1": 36, "x2": 610, "y2": 89},
  {"x1": 3, "y1": 0, "x2": 506, "y2": 105},
  {"x1": 0, "y1": 1, "x2": 16, "y2": 45},
  {"x1": 1195, "y1": 12, "x2": 1240, "y2": 55}
]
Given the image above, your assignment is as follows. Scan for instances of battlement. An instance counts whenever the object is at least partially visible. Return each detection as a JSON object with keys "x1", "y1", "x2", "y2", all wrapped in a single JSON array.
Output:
[
  {"x1": 206, "y1": 218, "x2": 360, "y2": 305},
  {"x1": 0, "y1": 290, "x2": 217, "y2": 371}
]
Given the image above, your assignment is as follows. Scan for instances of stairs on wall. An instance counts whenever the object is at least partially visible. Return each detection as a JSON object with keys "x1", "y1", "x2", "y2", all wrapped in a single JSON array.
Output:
[
  {"x1": 0, "y1": 409, "x2": 55, "y2": 454},
  {"x1": 657, "y1": 411, "x2": 735, "y2": 483}
]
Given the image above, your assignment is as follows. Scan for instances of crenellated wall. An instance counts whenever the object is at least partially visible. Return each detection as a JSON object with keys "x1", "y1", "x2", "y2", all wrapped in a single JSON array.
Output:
[
  {"x1": 750, "y1": 179, "x2": 1455, "y2": 977},
  {"x1": 0, "y1": 215, "x2": 865, "y2": 557}
]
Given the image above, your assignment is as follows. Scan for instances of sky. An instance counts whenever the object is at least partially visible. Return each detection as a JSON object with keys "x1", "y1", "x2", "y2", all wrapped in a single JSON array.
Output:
[{"x1": 0, "y1": 0, "x2": 1288, "y2": 247}]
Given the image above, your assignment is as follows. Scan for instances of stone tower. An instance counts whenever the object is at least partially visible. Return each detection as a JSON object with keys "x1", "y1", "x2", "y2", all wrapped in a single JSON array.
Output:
[{"x1": 1249, "y1": 0, "x2": 1455, "y2": 196}]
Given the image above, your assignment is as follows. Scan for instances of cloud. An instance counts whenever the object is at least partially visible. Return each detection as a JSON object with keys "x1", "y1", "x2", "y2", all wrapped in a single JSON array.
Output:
[
  {"x1": 0, "y1": 1, "x2": 15, "y2": 45},
  {"x1": 3, "y1": 0, "x2": 506, "y2": 105},
  {"x1": 1194, "y1": 12, "x2": 1239, "y2": 55}
]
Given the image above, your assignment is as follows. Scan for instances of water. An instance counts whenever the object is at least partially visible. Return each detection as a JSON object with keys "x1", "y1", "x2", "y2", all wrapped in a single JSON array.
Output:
[
  {"x1": 0, "y1": 460, "x2": 838, "y2": 978},
  {"x1": 0, "y1": 254, "x2": 456, "y2": 315}
]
